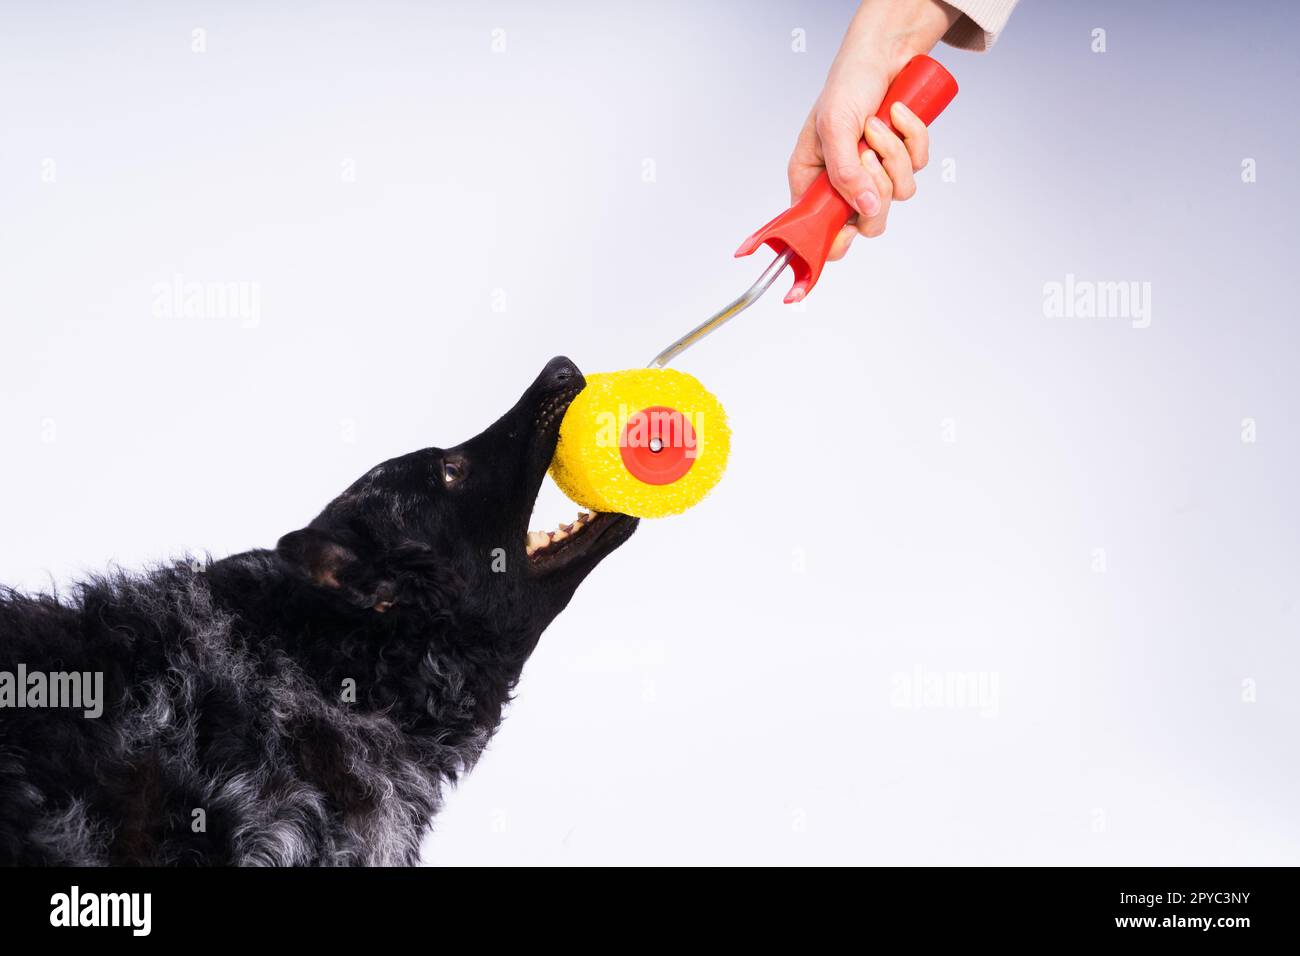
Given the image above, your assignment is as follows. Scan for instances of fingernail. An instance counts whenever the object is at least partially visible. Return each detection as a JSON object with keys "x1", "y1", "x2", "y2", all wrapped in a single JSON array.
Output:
[
  {"x1": 856, "y1": 189, "x2": 880, "y2": 217},
  {"x1": 891, "y1": 101, "x2": 915, "y2": 122},
  {"x1": 868, "y1": 116, "x2": 889, "y2": 135}
]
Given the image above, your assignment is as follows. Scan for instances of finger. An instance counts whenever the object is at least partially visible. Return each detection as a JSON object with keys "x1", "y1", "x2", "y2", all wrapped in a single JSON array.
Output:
[
  {"x1": 816, "y1": 110, "x2": 881, "y2": 220},
  {"x1": 855, "y1": 149, "x2": 893, "y2": 238},
  {"x1": 787, "y1": 112, "x2": 823, "y2": 202},
  {"x1": 864, "y1": 115, "x2": 916, "y2": 202},
  {"x1": 889, "y1": 101, "x2": 929, "y2": 172},
  {"x1": 827, "y1": 222, "x2": 857, "y2": 261},
  {"x1": 787, "y1": 159, "x2": 823, "y2": 205}
]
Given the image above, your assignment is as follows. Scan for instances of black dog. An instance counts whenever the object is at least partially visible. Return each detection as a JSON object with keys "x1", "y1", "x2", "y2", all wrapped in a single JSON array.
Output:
[{"x1": 0, "y1": 357, "x2": 636, "y2": 865}]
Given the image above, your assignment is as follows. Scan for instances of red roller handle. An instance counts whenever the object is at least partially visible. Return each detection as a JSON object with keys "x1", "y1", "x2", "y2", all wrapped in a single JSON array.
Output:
[{"x1": 735, "y1": 54, "x2": 958, "y2": 303}]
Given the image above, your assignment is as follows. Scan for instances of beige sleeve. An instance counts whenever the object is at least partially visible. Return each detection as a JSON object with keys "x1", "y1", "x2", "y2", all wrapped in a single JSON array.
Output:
[{"x1": 940, "y1": 0, "x2": 1020, "y2": 51}]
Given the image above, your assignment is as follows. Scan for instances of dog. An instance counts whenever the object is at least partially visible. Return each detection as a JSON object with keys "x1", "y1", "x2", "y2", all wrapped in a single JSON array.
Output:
[{"x1": 0, "y1": 357, "x2": 637, "y2": 865}]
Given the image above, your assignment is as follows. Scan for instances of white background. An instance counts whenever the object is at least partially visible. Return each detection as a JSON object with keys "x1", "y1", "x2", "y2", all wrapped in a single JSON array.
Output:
[{"x1": 2, "y1": 1, "x2": 1297, "y2": 864}]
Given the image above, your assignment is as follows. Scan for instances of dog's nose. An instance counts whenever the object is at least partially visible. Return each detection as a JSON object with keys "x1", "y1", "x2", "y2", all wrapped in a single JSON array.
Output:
[{"x1": 541, "y1": 356, "x2": 584, "y2": 391}]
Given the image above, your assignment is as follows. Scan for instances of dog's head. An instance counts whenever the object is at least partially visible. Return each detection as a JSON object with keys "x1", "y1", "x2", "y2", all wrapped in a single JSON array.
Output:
[{"x1": 275, "y1": 356, "x2": 637, "y2": 641}]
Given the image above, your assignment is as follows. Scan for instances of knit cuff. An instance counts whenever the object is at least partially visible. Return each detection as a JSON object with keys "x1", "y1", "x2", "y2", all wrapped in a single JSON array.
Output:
[{"x1": 940, "y1": 0, "x2": 1019, "y2": 51}]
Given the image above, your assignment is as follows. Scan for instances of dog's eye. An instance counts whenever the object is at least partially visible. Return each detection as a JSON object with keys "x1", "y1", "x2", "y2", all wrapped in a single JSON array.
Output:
[{"x1": 442, "y1": 460, "x2": 465, "y2": 486}]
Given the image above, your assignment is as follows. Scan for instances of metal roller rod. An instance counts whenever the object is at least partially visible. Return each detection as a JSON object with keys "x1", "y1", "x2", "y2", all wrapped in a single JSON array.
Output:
[{"x1": 647, "y1": 248, "x2": 793, "y2": 369}]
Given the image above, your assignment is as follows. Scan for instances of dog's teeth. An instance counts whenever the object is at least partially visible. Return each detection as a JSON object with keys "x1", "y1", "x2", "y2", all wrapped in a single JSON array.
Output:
[{"x1": 526, "y1": 510, "x2": 597, "y2": 557}]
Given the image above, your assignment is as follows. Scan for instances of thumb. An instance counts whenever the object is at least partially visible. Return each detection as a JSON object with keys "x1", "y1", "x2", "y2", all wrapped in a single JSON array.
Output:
[{"x1": 816, "y1": 112, "x2": 880, "y2": 219}]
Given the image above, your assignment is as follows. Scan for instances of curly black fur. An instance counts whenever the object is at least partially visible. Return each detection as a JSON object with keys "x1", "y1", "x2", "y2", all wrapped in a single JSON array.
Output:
[{"x1": 0, "y1": 357, "x2": 636, "y2": 865}]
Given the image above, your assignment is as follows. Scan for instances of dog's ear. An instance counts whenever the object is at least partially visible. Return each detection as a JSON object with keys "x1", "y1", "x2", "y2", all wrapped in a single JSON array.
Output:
[
  {"x1": 276, "y1": 528, "x2": 396, "y2": 612},
  {"x1": 276, "y1": 528, "x2": 356, "y2": 588}
]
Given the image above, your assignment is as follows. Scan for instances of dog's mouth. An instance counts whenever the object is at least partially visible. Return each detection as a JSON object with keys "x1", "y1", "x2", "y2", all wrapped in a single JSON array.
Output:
[
  {"x1": 525, "y1": 508, "x2": 596, "y2": 559},
  {"x1": 525, "y1": 504, "x2": 637, "y2": 576},
  {"x1": 525, "y1": 507, "x2": 626, "y2": 567},
  {"x1": 521, "y1": 376, "x2": 637, "y2": 575}
]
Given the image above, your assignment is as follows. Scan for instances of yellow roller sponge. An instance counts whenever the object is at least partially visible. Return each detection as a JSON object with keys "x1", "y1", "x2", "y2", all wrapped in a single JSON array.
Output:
[{"x1": 549, "y1": 368, "x2": 730, "y2": 518}]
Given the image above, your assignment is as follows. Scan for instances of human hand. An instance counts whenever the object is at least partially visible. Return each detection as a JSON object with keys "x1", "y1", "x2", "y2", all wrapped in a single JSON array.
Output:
[{"x1": 787, "y1": 0, "x2": 956, "y2": 260}]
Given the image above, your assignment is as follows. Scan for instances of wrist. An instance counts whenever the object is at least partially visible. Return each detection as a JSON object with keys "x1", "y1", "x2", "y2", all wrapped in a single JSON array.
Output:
[{"x1": 837, "y1": 0, "x2": 958, "y2": 75}]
